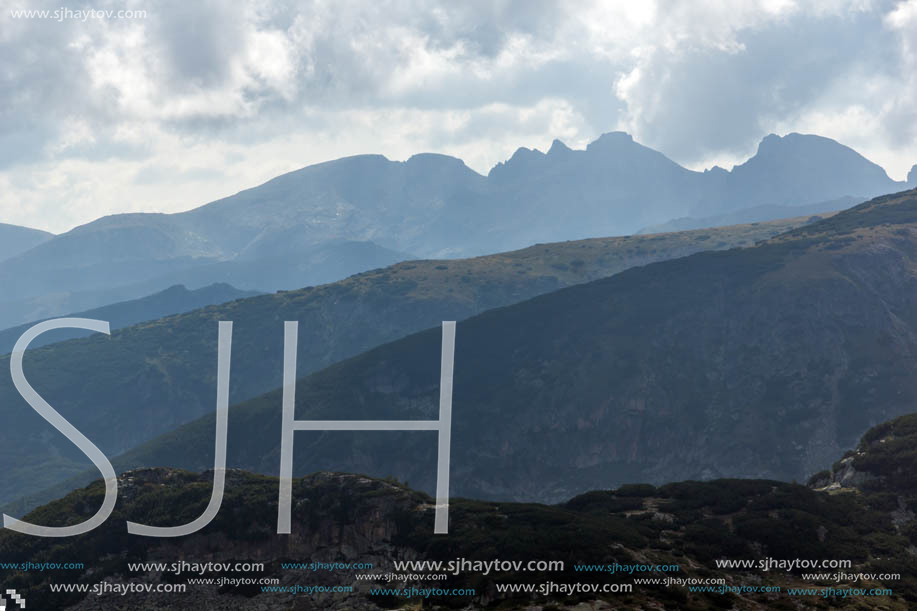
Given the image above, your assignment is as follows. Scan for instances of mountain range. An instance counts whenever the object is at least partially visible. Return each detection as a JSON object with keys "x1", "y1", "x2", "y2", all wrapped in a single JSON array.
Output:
[
  {"x1": 0, "y1": 131, "x2": 911, "y2": 330},
  {"x1": 3, "y1": 141, "x2": 917, "y2": 610},
  {"x1": 0, "y1": 215, "x2": 820, "y2": 511},
  {"x1": 81, "y1": 188, "x2": 917, "y2": 506},
  {"x1": 7, "y1": 186, "x2": 917, "y2": 514}
]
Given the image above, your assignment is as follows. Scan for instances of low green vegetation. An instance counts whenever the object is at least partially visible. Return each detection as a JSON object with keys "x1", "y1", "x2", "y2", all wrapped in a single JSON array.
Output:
[{"x1": 6, "y1": 407, "x2": 917, "y2": 609}]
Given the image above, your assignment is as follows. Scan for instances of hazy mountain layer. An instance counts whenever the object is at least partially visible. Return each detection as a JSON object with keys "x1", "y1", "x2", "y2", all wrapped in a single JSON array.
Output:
[
  {"x1": 0, "y1": 216, "x2": 815, "y2": 509},
  {"x1": 0, "y1": 239, "x2": 410, "y2": 329},
  {"x1": 637, "y1": 195, "x2": 862, "y2": 234},
  {"x1": 94, "y1": 189, "x2": 917, "y2": 505},
  {"x1": 0, "y1": 283, "x2": 259, "y2": 355},
  {"x1": 0, "y1": 222, "x2": 53, "y2": 263},
  {"x1": 0, "y1": 132, "x2": 906, "y2": 329}
]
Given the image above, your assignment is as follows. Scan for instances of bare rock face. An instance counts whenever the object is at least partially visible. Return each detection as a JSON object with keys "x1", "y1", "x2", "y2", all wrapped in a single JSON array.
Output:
[
  {"x1": 808, "y1": 454, "x2": 877, "y2": 491},
  {"x1": 809, "y1": 412, "x2": 917, "y2": 540}
]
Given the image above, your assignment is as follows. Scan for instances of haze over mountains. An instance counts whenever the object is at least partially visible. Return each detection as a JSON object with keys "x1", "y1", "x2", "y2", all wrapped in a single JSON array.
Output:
[
  {"x1": 0, "y1": 216, "x2": 819, "y2": 511},
  {"x1": 0, "y1": 223, "x2": 53, "y2": 263},
  {"x1": 0, "y1": 132, "x2": 911, "y2": 330},
  {"x1": 0, "y1": 283, "x2": 259, "y2": 355},
  {"x1": 88, "y1": 189, "x2": 917, "y2": 505},
  {"x1": 5, "y1": 188, "x2": 917, "y2": 515},
  {"x1": 636, "y1": 196, "x2": 863, "y2": 234}
]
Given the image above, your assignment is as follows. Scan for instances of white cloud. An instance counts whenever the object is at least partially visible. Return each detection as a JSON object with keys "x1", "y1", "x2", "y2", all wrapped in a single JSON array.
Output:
[{"x1": 0, "y1": 0, "x2": 915, "y2": 232}]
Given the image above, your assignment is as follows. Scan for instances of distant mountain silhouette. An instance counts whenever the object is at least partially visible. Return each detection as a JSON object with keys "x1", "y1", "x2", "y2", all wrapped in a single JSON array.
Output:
[
  {"x1": 0, "y1": 216, "x2": 817, "y2": 509},
  {"x1": 90, "y1": 189, "x2": 917, "y2": 505},
  {"x1": 0, "y1": 223, "x2": 53, "y2": 263},
  {"x1": 0, "y1": 132, "x2": 904, "y2": 329},
  {"x1": 489, "y1": 132, "x2": 903, "y2": 240},
  {"x1": 0, "y1": 239, "x2": 410, "y2": 329},
  {"x1": 637, "y1": 196, "x2": 862, "y2": 234},
  {"x1": 0, "y1": 283, "x2": 259, "y2": 355},
  {"x1": 484, "y1": 132, "x2": 704, "y2": 246},
  {"x1": 704, "y1": 133, "x2": 902, "y2": 213}
]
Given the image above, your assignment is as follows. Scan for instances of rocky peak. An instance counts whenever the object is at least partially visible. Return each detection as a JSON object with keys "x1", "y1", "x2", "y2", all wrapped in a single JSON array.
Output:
[
  {"x1": 547, "y1": 138, "x2": 572, "y2": 156},
  {"x1": 585, "y1": 130, "x2": 635, "y2": 154}
]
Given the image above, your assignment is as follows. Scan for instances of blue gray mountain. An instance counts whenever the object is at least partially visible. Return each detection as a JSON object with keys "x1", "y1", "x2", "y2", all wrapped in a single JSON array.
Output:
[
  {"x1": 95, "y1": 188, "x2": 917, "y2": 505},
  {"x1": 637, "y1": 196, "x2": 863, "y2": 234},
  {"x1": 0, "y1": 283, "x2": 259, "y2": 355},
  {"x1": 0, "y1": 132, "x2": 908, "y2": 329},
  {"x1": 0, "y1": 239, "x2": 410, "y2": 329},
  {"x1": 0, "y1": 223, "x2": 53, "y2": 263}
]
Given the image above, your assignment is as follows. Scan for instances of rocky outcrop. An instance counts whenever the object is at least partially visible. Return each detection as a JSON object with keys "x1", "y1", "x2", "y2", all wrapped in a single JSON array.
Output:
[{"x1": 4, "y1": 464, "x2": 915, "y2": 610}]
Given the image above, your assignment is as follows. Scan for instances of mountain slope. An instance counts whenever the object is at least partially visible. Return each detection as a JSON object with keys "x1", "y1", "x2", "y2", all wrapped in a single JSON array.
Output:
[
  {"x1": 101, "y1": 189, "x2": 917, "y2": 505},
  {"x1": 0, "y1": 283, "x2": 259, "y2": 355},
  {"x1": 0, "y1": 217, "x2": 816, "y2": 509},
  {"x1": 0, "y1": 222, "x2": 53, "y2": 262}
]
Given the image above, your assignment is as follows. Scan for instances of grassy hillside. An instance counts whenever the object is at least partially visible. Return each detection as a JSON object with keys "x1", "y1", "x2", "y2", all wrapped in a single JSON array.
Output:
[{"x1": 0, "y1": 216, "x2": 811, "y2": 509}]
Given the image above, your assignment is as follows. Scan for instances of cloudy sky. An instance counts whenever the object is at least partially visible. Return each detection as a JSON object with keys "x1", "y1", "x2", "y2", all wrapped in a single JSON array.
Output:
[{"x1": 1, "y1": 0, "x2": 916, "y2": 233}]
